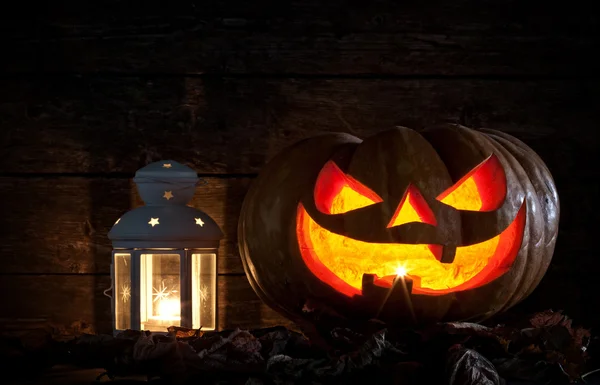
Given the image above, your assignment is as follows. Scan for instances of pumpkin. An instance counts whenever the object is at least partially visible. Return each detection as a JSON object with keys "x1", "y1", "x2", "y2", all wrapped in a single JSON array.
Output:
[{"x1": 238, "y1": 125, "x2": 559, "y2": 326}]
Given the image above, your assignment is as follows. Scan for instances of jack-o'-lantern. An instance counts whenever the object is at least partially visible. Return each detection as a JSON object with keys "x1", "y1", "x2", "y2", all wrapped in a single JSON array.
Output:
[{"x1": 238, "y1": 125, "x2": 559, "y2": 326}]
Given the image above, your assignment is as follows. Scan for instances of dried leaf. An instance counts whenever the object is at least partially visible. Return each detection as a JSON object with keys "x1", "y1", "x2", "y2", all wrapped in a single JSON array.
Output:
[
  {"x1": 132, "y1": 334, "x2": 187, "y2": 379},
  {"x1": 266, "y1": 354, "x2": 326, "y2": 379},
  {"x1": 573, "y1": 327, "x2": 592, "y2": 349},
  {"x1": 133, "y1": 334, "x2": 178, "y2": 362},
  {"x1": 530, "y1": 310, "x2": 591, "y2": 349},
  {"x1": 116, "y1": 330, "x2": 146, "y2": 340},
  {"x1": 342, "y1": 329, "x2": 404, "y2": 370},
  {"x1": 530, "y1": 310, "x2": 568, "y2": 329},
  {"x1": 446, "y1": 347, "x2": 501, "y2": 385},
  {"x1": 493, "y1": 357, "x2": 556, "y2": 382},
  {"x1": 545, "y1": 325, "x2": 574, "y2": 351},
  {"x1": 257, "y1": 327, "x2": 291, "y2": 358},
  {"x1": 265, "y1": 328, "x2": 405, "y2": 382},
  {"x1": 520, "y1": 343, "x2": 544, "y2": 355},
  {"x1": 1, "y1": 310, "x2": 591, "y2": 384},
  {"x1": 189, "y1": 329, "x2": 264, "y2": 373},
  {"x1": 167, "y1": 326, "x2": 203, "y2": 339},
  {"x1": 445, "y1": 322, "x2": 494, "y2": 335}
]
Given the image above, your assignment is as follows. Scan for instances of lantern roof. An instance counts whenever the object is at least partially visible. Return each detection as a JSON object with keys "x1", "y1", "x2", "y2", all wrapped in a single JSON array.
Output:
[
  {"x1": 108, "y1": 160, "x2": 224, "y2": 249},
  {"x1": 108, "y1": 205, "x2": 223, "y2": 248}
]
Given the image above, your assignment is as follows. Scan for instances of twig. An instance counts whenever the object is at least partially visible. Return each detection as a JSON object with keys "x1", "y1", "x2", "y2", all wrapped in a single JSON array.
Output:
[{"x1": 581, "y1": 367, "x2": 600, "y2": 383}]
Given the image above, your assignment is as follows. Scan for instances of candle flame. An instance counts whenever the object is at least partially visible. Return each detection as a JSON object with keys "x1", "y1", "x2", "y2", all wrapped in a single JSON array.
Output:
[
  {"x1": 396, "y1": 265, "x2": 408, "y2": 277},
  {"x1": 150, "y1": 298, "x2": 181, "y2": 321}
]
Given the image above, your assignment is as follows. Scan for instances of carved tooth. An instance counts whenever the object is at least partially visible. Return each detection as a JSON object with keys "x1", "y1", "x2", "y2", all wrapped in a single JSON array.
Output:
[{"x1": 440, "y1": 245, "x2": 457, "y2": 264}]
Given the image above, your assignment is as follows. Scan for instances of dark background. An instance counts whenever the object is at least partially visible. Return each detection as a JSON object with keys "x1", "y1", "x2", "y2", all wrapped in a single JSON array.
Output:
[{"x1": 0, "y1": 0, "x2": 598, "y2": 339}]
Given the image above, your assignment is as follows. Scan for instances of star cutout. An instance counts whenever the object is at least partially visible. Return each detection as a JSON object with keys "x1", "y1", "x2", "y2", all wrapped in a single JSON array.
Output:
[
  {"x1": 200, "y1": 284, "x2": 209, "y2": 301},
  {"x1": 163, "y1": 191, "x2": 174, "y2": 200},
  {"x1": 121, "y1": 283, "x2": 131, "y2": 303},
  {"x1": 195, "y1": 218, "x2": 204, "y2": 227},
  {"x1": 162, "y1": 163, "x2": 172, "y2": 168},
  {"x1": 148, "y1": 218, "x2": 160, "y2": 227},
  {"x1": 114, "y1": 218, "x2": 121, "y2": 225},
  {"x1": 152, "y1": 281, "x2": 171, "y2": 302}
]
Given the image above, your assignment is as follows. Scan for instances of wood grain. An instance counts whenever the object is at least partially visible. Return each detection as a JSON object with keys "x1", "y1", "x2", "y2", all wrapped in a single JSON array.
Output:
[
  {"x1": 1, "y1": 76, "x2": 597, "y2": 174},
  {"x1": 0, "y1": 0, "x2": 598, "y2": 334},
  {"x1": 0, "y1": 274, "x2": 294, "y2": 334},
  {"x1": 0, "y1": 0, "x2": 596, "y2": 75},
  {"x1": 0, "y1": 176, "x2": 252, "y2": 275}
]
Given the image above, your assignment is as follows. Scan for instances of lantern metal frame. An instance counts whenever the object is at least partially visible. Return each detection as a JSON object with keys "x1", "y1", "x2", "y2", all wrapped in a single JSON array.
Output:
[{"x1": 109, "y1": 248, "x2": 218, "y2": 333}]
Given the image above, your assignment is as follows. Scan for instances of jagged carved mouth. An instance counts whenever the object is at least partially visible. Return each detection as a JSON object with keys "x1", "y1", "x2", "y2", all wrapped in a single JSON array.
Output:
[{"x1": 296, "y1": 201, "x2": 526, "y2": 297}]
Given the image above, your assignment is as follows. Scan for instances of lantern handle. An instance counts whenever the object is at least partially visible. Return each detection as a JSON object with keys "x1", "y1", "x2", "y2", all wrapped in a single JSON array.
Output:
[
  {"x1": 104, "y1": 265, "x2": 114, "y2": 299},
  {"x1": 103, "y1": 285, "x2": 113, "y2": 299}
]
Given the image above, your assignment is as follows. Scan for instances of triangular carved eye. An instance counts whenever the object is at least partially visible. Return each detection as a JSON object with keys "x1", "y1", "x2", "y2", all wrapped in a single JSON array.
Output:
[
  {"x1": 436, "y1": 154, "x2": 507, "y2": 211},
  {"x1": 387, "y1": 184, "x2": 437, "y2": 227},
  {"x1": 314, "y1": 161, "x2": 383, "y2": 214}
]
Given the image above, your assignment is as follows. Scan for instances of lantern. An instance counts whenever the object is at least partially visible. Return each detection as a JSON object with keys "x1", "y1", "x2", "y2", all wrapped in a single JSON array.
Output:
[
  {"x1": 238, "y1": 125, "x2": 559, "y2": 327},
  {"x1": 106, "y1": 160, "x2": 223, "y2": 334}
]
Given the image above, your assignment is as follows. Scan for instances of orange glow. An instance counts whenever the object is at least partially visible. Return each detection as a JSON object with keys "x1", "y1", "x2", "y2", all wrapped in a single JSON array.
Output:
[
  {"x1": 314, "y1": 161, "x2": 382, "y2": 214},
  {"x1": 436, "y1": 154, "x2": 506, "y2": 211},
  {"x1": 387, "y1": 184, "x2": 437, "y2": 227},
  {"x1": 297, "y1": 202, "x2": 525, "y2": 297},
  {"x1": 297, "y1": 156, "x2": 523, "y2": 297}
]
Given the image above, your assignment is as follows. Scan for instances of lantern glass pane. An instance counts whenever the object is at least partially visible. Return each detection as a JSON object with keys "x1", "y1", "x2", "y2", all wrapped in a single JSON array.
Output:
[
  {"x1": 191, "y1": 252, "x2": 216, "y2": 330},
  {"x1": 140, "y1": 253, "x2": 181, "y2": 331},
  {"x1": 114, "y1": 253, "x2": 131, "y2": 330}
]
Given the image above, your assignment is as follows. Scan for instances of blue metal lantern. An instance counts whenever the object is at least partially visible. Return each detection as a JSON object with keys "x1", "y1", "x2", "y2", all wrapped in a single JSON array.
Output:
[{"x1": 107, "y1": 160, "x2": 223, "y2": 333}]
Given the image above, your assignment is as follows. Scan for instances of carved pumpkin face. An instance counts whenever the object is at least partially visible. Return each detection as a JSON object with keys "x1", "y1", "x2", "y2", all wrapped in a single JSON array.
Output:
[
  {"x1": 296, "y1": 154, "x2": 526, "y2": 297},
  {"x1": 238, "y1": 125, "x2": 559, "y2": 326}
]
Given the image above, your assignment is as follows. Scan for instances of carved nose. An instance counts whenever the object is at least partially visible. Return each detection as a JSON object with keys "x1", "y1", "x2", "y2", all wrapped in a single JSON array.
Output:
[{"x1": 387, "y1": 184, "x2": 437, "y2": 228}]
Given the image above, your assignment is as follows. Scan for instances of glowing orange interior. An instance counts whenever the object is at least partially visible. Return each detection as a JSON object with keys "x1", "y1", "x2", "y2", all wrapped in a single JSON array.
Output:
[
  {"x1": 314, "y1": 161, "x2": 383, "y2": 214},
  {"x1": 387, "y1": 184, "x2": 437, "y2": 227},
  {"x1": 297, "y1": 156, "x2": 525, "y2": 297},
  {"x1": 436, "y1": 154, "x2": 507, "y2": 211}
]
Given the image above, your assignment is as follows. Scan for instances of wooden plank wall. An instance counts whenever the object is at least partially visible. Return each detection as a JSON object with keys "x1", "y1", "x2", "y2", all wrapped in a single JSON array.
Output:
[{"x1": 0, "y1": 0, "x2": 598, "y2": 334}]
